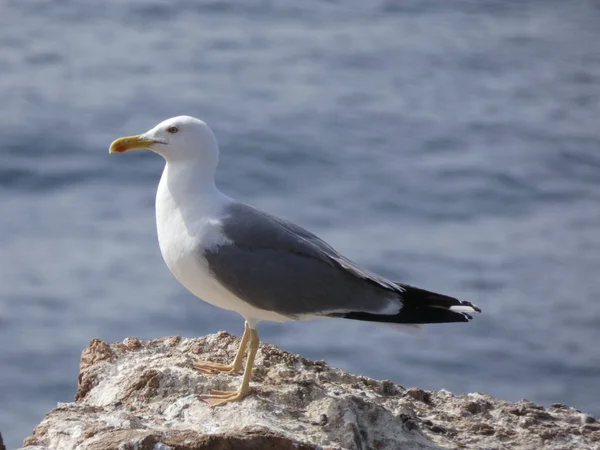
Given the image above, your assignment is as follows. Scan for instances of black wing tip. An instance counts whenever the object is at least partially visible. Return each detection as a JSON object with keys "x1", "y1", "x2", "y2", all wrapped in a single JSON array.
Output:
[
  {"x1": 459, "y1": 300, "x2": 482, "y2": 314},
  {"x1": 399, "y1": 283, "x2": 482, "y2": 311},
  {"x1": 331, "y1": 284, "x2": 482, "y2": 325},
  {"x1": 471, "y1": 304, "x2": 483, "y2": 314},
  {"x1": 333, "y1": 308, "x2": 474, "y2": 325},
  {"x1": 326, "y1": 283, "x2": 482, "y2": 325}
]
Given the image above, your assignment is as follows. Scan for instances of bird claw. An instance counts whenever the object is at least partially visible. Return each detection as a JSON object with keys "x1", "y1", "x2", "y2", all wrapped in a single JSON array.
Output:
[
  {"x1": 206, "y1": 389, "x2": 235, "y2": 395},
  {"x1": 200, "y1": 389, "x2": 248, "y2": 406},
  {"x1": 193, "y1": 359, "x2": 241, "y2": 375}
]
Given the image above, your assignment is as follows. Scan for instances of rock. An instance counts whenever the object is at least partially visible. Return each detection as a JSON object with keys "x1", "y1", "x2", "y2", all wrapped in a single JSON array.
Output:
[
  {"x1": 581, "y1": 413, "x2": 596, "y2": 424},
  {"x1": 406, "y1": 387, "x2": 431, "y2": 404},
  {"x1": 19, "y1": 333, "x2": 600, "y2": 450}
]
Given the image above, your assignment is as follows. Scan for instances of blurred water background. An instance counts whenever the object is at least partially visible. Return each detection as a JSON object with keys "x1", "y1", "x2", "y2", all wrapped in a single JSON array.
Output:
[{"x1": 1, "y1": 1, "x2": 600, "y2": 448}]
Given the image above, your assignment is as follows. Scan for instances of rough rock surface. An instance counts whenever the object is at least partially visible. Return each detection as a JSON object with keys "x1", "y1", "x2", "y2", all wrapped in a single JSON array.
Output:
[{"x1": 19, "y1": 333, "x2": 599, "y2": 450}]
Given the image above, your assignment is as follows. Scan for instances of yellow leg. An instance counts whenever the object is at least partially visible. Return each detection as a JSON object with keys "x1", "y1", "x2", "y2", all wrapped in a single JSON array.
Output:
[
  {"x1": 194, "y1": 322, "x2": 250, "y2": 375},
  {"x1": 200, "y1": 327, "x2": 259, "y2": 406}
]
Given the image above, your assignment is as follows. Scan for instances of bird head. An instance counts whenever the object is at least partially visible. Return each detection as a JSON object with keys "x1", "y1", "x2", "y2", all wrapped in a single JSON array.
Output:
[{"x1": 109, "y1": 116, "x2": 219, "y2": 167}]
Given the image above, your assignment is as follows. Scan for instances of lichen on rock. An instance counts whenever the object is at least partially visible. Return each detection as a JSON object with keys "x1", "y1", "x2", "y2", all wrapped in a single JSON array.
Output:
[{"x1": 18, "y1": 333, "x2": 600, "y2": 450}]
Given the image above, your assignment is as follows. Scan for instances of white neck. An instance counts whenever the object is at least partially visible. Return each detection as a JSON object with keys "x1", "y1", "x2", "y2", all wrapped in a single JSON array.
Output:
[
  {"x1": 156, "y1": 158, "x2": 231, "y2": 234},
  {"x1": 162, "y1": 159, "x2": 220, "y2": 202}
]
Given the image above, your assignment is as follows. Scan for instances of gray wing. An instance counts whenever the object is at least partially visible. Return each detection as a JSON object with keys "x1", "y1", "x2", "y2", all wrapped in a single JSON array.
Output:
[{"x1": 203, "y1": 202, "x2": 404, "y2": 317}]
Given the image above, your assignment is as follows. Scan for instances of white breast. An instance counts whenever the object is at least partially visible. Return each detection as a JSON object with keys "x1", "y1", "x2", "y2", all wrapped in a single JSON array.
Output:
[{"x1": 155, "y1": 165, "x2": 289, "y2": 325}]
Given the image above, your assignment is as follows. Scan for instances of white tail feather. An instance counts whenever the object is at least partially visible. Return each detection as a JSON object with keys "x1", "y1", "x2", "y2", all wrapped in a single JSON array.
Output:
[{"x1": 449, "y1": 305, "x2": 478, "y2": 313}]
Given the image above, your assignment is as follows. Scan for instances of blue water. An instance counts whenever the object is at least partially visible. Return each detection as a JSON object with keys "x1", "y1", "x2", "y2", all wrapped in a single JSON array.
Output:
[{"x1": 1, "y1": 1, "x2": 600, "y2": 448}]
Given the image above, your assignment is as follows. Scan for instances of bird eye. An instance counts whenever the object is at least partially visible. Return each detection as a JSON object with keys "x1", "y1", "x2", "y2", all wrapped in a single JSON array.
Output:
[{"x1": 167, "y1": 126, "x2": 179, "y2": 134}]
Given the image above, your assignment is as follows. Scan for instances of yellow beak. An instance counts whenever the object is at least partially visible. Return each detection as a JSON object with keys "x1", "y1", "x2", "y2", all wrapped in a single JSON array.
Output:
[{"x1": 109, "y1": 134, "x2": 156, "y2": 154}]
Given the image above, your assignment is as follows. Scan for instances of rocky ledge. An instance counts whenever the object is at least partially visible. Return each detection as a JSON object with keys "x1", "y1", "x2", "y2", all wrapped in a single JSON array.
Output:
[{"x1": 19, "y1": 333, "x2": 599, "y2": 450}]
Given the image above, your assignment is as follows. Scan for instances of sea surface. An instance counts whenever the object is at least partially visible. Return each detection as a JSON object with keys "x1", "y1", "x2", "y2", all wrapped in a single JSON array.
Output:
[{"x1": 1, "y1": 1, "x2": 600, "y2": 448}]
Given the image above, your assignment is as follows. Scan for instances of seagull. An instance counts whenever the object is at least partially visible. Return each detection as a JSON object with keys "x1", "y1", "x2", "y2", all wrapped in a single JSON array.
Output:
[{"x1": 109, "y1": 116, "x2": 481, "y2": 406}]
